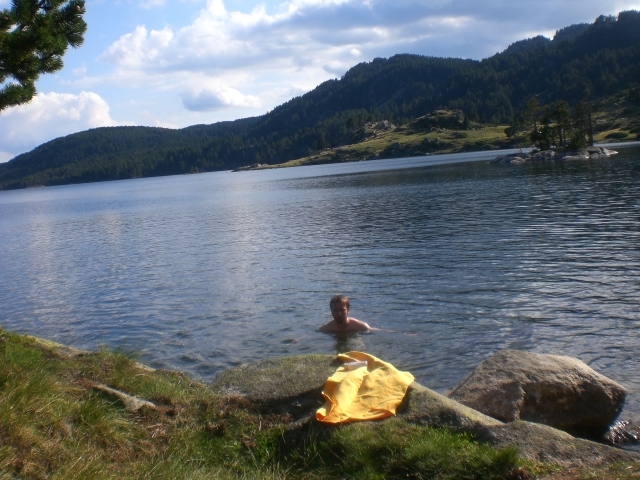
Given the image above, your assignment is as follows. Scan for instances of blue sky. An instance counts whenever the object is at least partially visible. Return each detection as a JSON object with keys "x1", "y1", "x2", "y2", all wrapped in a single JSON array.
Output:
[{"x1": 1, "y1": 0, "x2": 639, "y2": 162}]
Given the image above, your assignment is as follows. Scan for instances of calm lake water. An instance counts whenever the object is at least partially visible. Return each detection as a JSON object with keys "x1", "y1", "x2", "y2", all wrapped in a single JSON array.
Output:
[{"x1": 1, "y1": 147, "x2": 639, "y2": 414}]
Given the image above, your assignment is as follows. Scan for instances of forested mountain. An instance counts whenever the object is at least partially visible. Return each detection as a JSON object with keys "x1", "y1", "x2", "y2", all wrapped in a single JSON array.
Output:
[{"x1": 1, "y1": 10, "x2": 639, "y2": 189}]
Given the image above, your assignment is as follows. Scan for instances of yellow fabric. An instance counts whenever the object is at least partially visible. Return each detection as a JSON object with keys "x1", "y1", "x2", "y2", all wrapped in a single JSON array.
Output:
[{"x1": 316, "y1": 351, "x2": 414, "y2": 424}]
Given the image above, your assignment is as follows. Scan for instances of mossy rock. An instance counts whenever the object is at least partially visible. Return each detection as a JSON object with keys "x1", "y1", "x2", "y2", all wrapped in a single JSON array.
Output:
[
  {"x1": 24, "y1": 335, "x2": 90, "y2": 358},
  {"x1": 398, "y1": 382, "x2": 502, "y2": 434},
  {"x1": 479, "y1": 421, "x2": 640, "y2": 468},
  {"x1": 210, "y1": 354, "x2": 339, "y2": 419}
]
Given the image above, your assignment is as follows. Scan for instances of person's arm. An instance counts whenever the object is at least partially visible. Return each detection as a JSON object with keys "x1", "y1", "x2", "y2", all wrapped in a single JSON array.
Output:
[{"x1": 349, "y1": 318, "x2": 374, "y2": 331}]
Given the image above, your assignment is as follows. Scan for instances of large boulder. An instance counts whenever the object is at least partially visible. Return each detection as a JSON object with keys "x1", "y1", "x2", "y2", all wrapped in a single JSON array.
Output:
[{"x1": 448, "y1": 350, "x2": 627, "y2": 438}]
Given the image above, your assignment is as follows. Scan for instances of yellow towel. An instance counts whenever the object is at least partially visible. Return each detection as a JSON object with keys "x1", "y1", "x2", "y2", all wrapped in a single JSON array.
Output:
[{"x1": 316, "y1": 351, "x2": 414, "y2": 424}]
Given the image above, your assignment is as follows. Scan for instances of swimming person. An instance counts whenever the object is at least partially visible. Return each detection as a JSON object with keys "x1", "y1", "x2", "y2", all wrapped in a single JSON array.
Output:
[{"x1": 319, "y1": 295, "x2": 374, "y2": 333}]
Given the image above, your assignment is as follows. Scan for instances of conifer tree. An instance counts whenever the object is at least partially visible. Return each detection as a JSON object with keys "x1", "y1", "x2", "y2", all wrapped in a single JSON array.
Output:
[{"x1": 0, "y1": 0, "x2": 86, "y2": 113}]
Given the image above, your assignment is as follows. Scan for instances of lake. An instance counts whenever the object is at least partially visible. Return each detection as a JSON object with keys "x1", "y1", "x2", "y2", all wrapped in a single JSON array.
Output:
[{"x1": 1, "y1": 146, "x2": 639, "y2": 415}]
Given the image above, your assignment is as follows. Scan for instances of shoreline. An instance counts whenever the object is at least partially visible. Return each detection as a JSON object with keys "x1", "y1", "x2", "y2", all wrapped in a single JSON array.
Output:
[
  {"x1": 233, "y1": 139, "x2": 640, "y2": 173},
  {"x1": 2, "y1": 326, "x2": 640, "y2": 479}
]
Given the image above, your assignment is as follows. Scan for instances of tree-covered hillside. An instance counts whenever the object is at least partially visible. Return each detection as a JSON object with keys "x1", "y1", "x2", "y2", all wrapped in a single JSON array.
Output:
[{"x1": 1, "y1": 10, "x2": 639, "y2": 189}]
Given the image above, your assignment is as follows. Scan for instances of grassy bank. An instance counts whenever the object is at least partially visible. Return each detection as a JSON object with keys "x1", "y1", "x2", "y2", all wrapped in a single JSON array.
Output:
[
  {"x1": 256, "y1": 122, "x2": 513, "y2": 170},
  {"x1": 1, "y1": 327, "x2": 638, "y2": 479}
]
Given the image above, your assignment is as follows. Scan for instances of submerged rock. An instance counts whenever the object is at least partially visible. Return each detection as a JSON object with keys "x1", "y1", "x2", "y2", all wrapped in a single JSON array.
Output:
[
  {"x1": 448, "y1": 350, "x2": 627, "y2": 439},
  {"x1": 604, "y1": 412, "x2": 640, "y2": 446}
]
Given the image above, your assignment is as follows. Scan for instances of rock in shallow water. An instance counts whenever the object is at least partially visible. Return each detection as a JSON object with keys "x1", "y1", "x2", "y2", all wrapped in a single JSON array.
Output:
[{"x1": 448, "y1": 350, "x2": 627, "y2": 439}]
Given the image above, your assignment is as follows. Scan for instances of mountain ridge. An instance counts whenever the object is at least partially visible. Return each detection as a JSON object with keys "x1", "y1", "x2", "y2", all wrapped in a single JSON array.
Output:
[{"x1": 1, "y1": 10, "x2": 639, "y2": 189}]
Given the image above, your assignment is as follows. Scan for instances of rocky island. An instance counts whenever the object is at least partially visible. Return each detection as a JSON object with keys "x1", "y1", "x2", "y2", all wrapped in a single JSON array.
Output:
[{"x1": 492, "y1": 146, "x2": 619, "y2": 164}]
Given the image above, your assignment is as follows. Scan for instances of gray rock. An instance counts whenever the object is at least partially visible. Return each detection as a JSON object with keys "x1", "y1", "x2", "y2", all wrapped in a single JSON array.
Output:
[
  {"x1": 404, "y1": 381, "x2": 638, "y2": 467},
  {"x1": 531, "y1": 150, "x2": 558, "y2": 162},
  {"x1": 448, "y1": 350, "x2": 627, "y2": 438},
  {"x1": 492, "y1": 153, "x2": 526, "y2": 164},
  {"x1": 210, "y1": 354, "x2": 338, "y2": 420},
  {"x1": 398, "y1": 382, "x2": 502, "y2": 436},
  {"x1": 478, "y1": 421, "x2": 639, "y2": 467}
]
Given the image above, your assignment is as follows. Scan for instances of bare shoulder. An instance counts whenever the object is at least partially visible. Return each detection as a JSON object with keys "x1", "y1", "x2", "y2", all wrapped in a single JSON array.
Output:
[
  {"x1": 348, "y1": 318, "x2": 372, "y2": 331},
  {"x1": 318, "y1": 321, "x2": 336, "y2": 333}
]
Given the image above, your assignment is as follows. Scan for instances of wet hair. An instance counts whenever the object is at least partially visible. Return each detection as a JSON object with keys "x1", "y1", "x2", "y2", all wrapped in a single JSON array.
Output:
[{"x1": 330, "y1": 294, "x2": 350, "y2": 309}]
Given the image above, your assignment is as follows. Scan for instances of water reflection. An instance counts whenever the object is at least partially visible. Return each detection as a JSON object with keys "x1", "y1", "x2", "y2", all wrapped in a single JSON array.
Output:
[{"x1": 329, "y1": 332, "x2": 367, "y2": 354}]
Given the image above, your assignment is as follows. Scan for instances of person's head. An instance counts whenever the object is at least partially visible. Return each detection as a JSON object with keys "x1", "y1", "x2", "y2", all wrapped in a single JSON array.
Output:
[{"x1": 330, "y1": 295, "x2": 350, "y2": 325}]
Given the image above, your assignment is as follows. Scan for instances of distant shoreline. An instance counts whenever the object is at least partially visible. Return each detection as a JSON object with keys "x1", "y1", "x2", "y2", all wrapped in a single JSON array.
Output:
[{"x1": 233, "y1": 139, "x2": 640, "y2": 173}]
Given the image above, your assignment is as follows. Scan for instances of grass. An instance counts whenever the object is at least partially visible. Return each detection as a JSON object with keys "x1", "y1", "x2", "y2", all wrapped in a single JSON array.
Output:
[
  {"x1": 280, "y1": 420, "x2": 520, "y2": 479},
  {"x1": 265, "y1": 123, "x2": 514, "y2": 170},
  {"x1": 1, "y1": 327, "x2": 638, "y2": 479}
]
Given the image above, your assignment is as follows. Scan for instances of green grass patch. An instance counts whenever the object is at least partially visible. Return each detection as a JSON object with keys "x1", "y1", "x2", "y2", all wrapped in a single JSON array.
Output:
[
  {"x1": 281, "y1": 419, "x2": 520, "y2": 479},
  {"x1": 605, "y1": 131, "x2": 630, "y2": 140}
]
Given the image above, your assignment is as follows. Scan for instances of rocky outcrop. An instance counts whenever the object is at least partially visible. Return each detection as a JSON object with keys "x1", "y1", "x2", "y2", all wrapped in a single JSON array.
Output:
[
  {"x1": 448, "y1": 350, "x2": 627, "y2": 439},
  {"x1": 341, "y1": 120, "x2": 396, "y2": 145},
  {"x1": 493, "y1": 146, "x2": 618, "y2": 164},
  {"x1": 211, "y1": 353, "x2": 640, "y2": 468},
  {"x1": 232, "y1": 163, "x2": 267, "y2": 172},
  {"x1": 412, "y1": 110, "x2": 466, "y2": 130}
]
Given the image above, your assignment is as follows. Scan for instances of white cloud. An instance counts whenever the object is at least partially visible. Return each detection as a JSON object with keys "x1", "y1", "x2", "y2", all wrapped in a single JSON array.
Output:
[
  {"x1": 322, "y1": 61, "x2": 349, "y2": 76},
  {"x1": 101, "y1": 25, "x2": 174, "y2": 69},
  {"x1": 182, "y1": 85, "x2": 261, "y2": 111},
  {"x1": 139, "y1": 0, "x2": 166, "y2": 8},
  {"x1": 153, "y1": 119, "x2": 180, "y2": 128},
  {"x1": 72, "y1": 64, "x2": 88, "y2": 77},
  {"x1": 0, "y1": 92, "x2": 121, "y2": 162},
  {"x1": 101, "y1": 0, "x2": 635, "y2": 93}
]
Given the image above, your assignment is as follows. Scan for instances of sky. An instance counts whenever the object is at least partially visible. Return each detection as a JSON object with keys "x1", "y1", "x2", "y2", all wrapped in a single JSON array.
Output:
[{"x1": 1, "y1": 0, "x2": 639, "y2": 163}]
